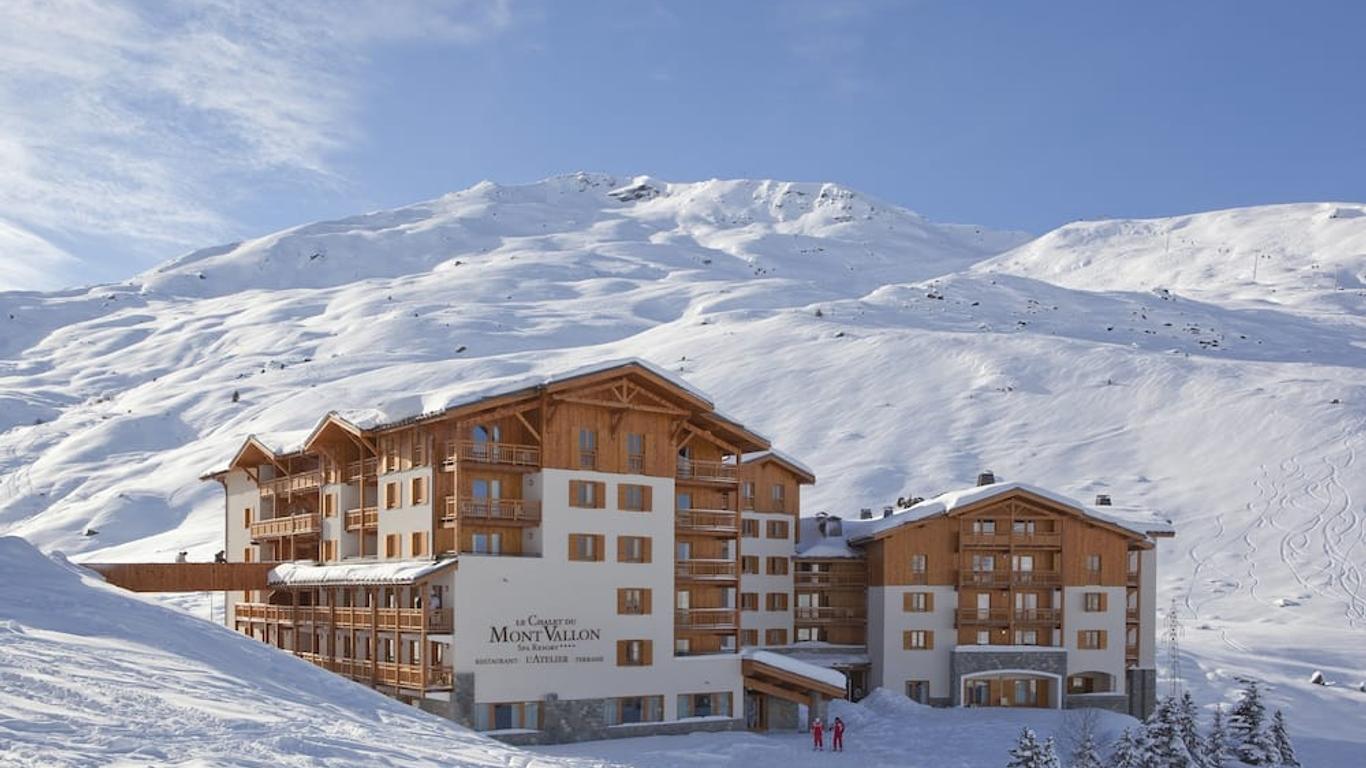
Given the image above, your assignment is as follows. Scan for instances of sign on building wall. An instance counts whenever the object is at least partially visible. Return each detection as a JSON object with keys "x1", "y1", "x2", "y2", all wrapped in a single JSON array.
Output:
[{"x1": 478, "y1": 614, "x2": 605, "y2": 667}]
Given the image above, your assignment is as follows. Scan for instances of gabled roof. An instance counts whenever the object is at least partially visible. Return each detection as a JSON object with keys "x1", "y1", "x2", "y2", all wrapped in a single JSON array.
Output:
[
  {"x1": 737, "y1": 449, "x2": 816, "y2": 484},
  {"x1": 848, "y1": 482, "x2": 1172, "y2": 544},
  {"x1": 300, "y1": 411, "x2": 368, "y2": 452}
]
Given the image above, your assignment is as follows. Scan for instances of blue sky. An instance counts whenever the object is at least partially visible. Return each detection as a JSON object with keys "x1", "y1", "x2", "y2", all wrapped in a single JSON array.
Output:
[{"x1": 3, "y1": 1, "x2": 1364, "y2": 288}]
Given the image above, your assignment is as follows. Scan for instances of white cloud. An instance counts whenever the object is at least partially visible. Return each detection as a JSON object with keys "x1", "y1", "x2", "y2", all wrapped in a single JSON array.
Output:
[
  {"x1": 0, "y1": 0, "x2": 512, "y2": 281},
  {"x1": 0, "y1": 218, "x2": 81, "y2": 291}
]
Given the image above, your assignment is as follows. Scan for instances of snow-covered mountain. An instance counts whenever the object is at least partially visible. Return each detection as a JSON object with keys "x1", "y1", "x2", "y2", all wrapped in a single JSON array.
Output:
[{"x1": 1, "y1": 174, "x2": 1363, "y2": 760}]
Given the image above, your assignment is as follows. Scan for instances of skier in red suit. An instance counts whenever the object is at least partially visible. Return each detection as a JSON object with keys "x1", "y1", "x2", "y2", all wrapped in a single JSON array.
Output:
[
  {"x1": 812, "y1": 717, "x2": 824, "y2": 751},
  {"x1": 832, "y1": 717, "x2": 845, "y2": 752}
]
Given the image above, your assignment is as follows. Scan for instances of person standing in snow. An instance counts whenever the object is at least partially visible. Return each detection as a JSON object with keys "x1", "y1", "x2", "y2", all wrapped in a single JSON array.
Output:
[
  {"x1": 811, "y1": 717, "x2": 824, "y2": 751},
  {"x1": 832, "y1": 717, "x2": 845, "y2": 752}
]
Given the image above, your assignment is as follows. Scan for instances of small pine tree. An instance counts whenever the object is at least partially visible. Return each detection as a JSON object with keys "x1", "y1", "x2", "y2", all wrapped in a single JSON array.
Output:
[
  {"x1": 1228, "y1": 681, "x2": 1276, "y2": 765},
  {"x1": 1107, "y1": 728, "x2": 1150, "y2": 768},
  {"x1": 1070, "y1": 729, "x2": 1104, "y2": 768},
  {"x1": 1146, "y1": 697, "x2": 1193, "y2": 768},
  {"x1": 1205, "y1": 704, "x2": 1229, "y2": 768},
  {"x1": 1268, "y1": 710, "x2": 1299, "y2": 767},
  {"x1": 1175, "y1": 691, "x2": 1204, "y2": 767},
  {"x1": 1008, "y1": 727, "x2": 1059, "y2": 768}
]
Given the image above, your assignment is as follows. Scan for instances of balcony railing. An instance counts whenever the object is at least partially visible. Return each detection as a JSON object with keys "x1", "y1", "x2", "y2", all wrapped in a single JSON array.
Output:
[
  {"x1": 1014, "y1": 608, "x2": 1061, "y2": 623},
  {"x1": 961, "y1": 532, "x2": 1062, "y2": 547},
  {"x1": 249, "y1": 512, "x2": 321, "y2": 539},
  {"x1": 675, "y1": 608, "x2": 739, "y2": 630},
  {"x1": 443, "y1": 440, "x2": 540, "y2": 469},
  {"x1": 1127, "y1": 570, "x2": 1141, "y2": 586},
  {"x1": 345, "y1": 457, "x2": 378, "y2": 479},
  {"x1": 676, "y1": 508, "x2": 739, "y2": 534},
  {"x1": 344, "y1": 507, "x2": 379, "y2": 531},
  {"x1": 959, "y1": 570, "x2": 1062, "y2": 587},
  {"x1": 793, "y1": 571, "x2": 867, "y2": 588},
  {"x1": 259, "y1": 469, "x2": 323, "y2": 497},
  {"x1": 296, "y1": 653, "x2": 454, "y2": 690},
  {"x1": 675, "y1": 559, "x2": 739, "y2": 580},
  {"x1": 627, "y1": 454, "x2": 645, "y2": 474},
  {"x1": 235, "y1": 603, "x2": 452, "y2": 633},
  {"x1": 794, "y1": 606, "x2": 867, "y2": 624},
  {"x1": 955, "y1": 609, "x2": 1010, "y2": 625},
  {"x1": 676, "y1": 458, "x2": 738, "y2": 484},
  {"x1": 1126, "y1": 607, "x2": 1140, "y2": 622},
  {"x1": 440, "y1": 496, "x2": 541, "y2": 527}
]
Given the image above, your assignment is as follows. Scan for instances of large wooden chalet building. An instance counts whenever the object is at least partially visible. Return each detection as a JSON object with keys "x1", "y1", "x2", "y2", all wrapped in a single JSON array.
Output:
[{"x1": 206, "y1": 359, "x2": 1171, "y2": 743}]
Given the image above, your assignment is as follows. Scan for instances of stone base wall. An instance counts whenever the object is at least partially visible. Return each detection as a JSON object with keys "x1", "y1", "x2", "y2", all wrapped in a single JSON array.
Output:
[
  {"x1": 949, "y1": 649, "x2": 1068, "y2": 706},
  {"x1": 1064, "y1": 694, "x2": 1130, "y2": 713},
  {"x1": 1126, "y1": 668, "x2": 1157, "y2": 719},
  {"x1": 765, "y1": 696, "x2": 801, "y2": 731},
  {"x1": 488, "y1": 713, "x2": 743, "y2": 746}
]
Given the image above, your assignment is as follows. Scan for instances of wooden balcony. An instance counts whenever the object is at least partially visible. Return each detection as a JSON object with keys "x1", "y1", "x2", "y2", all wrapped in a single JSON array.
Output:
[
  {"x1": 259, "y1": 469, "x2": 323, "y2": 497},
  {"x1": 440, "y1": 496, "x2": 541, "y2": 527},
  {"x1": 793, "y1": 571, "x2": 867, "y2": 589},
  {"x1": 959, "y1": 570, "x2": 1062, "y2": 587},
  {"x1": 1126, "y1": 607, "x2": 1140, "y2": 622},
  {"x1": 442, "y1": 440, "x2": 540, "y2": 470},
  {"x1": 961, "y1": 532, "x2": 1062, "y2": 548},
  {"x1": 1014, "y1": 608, "x2": 1061, "y2": 623},
  {"x1": 297, "y1": 653, "x2": 453, "y2": 691},
  {"x1": 250, "y1": 512, "x2": 321, "y2": 540},
  {"x1": 955, "y1": 608, "x2": 1010, "y2": 625},
  {"x1": 235, "y1": 603, "x2": 452, "y2": 633},
  {"x1": 675, "y1": 559, "x2": 739, "y2": 581},
  {"x1": 1127, "y1": 570, "x2": 1141, "y2": 586},
  {"x1": 794, "y1": 606, "x2": 867, "y2": 624},
  {"x1": 676, "y1": 458, "x2": 738, "y2": 484},
  {"x1": 676, "y1": 508, "x2": 739, "y2": 535},
  {"x1": 346, "y1": 457, "x2": 378, "y2": 479},
  {"x1": 344, "y1": 507, "x2": 379, "y2": 531},
  {"x1": 675, "y1": 608, "x2": 739, "y2": 631}
]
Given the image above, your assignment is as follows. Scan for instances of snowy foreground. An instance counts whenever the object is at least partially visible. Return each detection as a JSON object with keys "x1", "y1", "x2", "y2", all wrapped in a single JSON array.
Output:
[{"x1": 1, "y1": 175, "x2": 1364, "y2": 762}]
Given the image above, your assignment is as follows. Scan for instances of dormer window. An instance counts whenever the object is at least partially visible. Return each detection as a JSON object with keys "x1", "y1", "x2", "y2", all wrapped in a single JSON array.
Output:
[{"x1": 824, "y1": 518, "x2": 842, "y2": 537}]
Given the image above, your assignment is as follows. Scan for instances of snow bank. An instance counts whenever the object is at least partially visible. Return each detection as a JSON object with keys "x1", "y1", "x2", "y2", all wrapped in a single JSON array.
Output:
[{"x1": 0, "y1": 536, "x2": 588, "y2": 767}]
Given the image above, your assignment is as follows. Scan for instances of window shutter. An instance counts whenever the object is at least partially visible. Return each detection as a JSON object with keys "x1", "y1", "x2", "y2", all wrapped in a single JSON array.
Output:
[
  {"x1": 926, "y1": 592, "x2": 935, "y2": 612},
  {"x1": 616, "y1": 589, "x2": 627, "y2": 614},
  {"x1": 641, "y1": 589, "x2": 652, "y2": 614},
  {"x1": 617, "y1": 484, "x2": 627, "y2": 509},
  {"x1": 642, "y1": 537, "x2": 652, "y2": 563},
  {"x1": 903, "y1": 592, "x2": 913, "y2": 612},
  {"x1": 1099, "y1": 593, "x2": 1108, "y2": 611},
  {"x1": 642, "y1": 640, "x2": 653, "y2": 666},
  {"x1": 616, "y1": 640, "x2": 627, "y2": 666},
  {"x1": 595, "y1": 482, "x2": 606, "y2": 509},
  {"x1": 642, "y1": 485, "x2": 652, "y2": 511},
  {"x1": 1099, "y1": 631, "x2": 1108, "y2": 650},
  {"x1": 926, "y1": 630, "x2": 935, "y2": 650},
  {"x1": 617, "y1": 537, "x2": 627, "y2": 562}
]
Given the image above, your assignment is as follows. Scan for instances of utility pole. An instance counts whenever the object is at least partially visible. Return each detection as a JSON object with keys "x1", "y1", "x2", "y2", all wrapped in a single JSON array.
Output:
[{"x1": 1164, "y1": 596, "x2": 1184, "y2": 698}]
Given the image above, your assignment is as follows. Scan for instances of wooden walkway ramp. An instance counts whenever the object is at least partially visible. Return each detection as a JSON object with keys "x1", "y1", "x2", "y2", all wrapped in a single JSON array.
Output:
[{"x1": 83, "y1": 562, "x2": 275, "y2": 592}]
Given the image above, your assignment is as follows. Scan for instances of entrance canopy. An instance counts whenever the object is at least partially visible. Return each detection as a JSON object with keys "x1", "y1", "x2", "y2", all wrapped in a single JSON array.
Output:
[{"x1": 741, "y1": 649, "x2": 846, "y2": 705}]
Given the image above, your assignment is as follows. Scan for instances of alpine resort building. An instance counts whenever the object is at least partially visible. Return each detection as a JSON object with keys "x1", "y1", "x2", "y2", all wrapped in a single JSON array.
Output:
[{"x1": 205, "y1": 359, "x2": 1172, "y2": 743}]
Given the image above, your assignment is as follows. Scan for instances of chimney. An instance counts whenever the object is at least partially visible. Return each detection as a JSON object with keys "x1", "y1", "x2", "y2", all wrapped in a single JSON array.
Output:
[
  {"x1": 976, "y1": 470, "x2": 996, "y2": 487},
  {"x1": 816, "y1": 511, "x2": 829, "y2": 536},
  {"x1": 1094, "y1": 494, "x2": 1112, "y2": 507},
  {"x1": 825, "y1": 517, "x2": 843, "y2": 537},
  {"x1": 860, "y1": 508, "x2": 873, "y2": 520},
  {"x1": 882, "y1": 505, "x2": 894, "y2": 518}
]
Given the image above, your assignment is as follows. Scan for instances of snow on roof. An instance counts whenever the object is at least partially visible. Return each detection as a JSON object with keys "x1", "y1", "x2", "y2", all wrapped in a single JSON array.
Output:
[
  {"x1": 736, "y1": 448, "x2": 816, "y2": 481},
  {"x1": 269, "y1": 558, "x2": 456, "y2": 587},
  {"x1": 769, "y1": 643, "x2": 871, "y2": 669},
  {"x1": 742, "y1": 649, "x2": 847, "y2": 690},
  {"x1": 848, "y1": 481, "x2": 1172, "y2": 541}
]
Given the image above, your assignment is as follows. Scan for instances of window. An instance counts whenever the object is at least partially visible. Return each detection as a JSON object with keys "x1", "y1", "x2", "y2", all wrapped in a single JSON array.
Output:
[
  {"x1": 617, "y1": 536, "x2": 652, "y2": 563},
  {"x1": 578, "y1": 428, "x2": 597, "y2": 470},
  {"x1": 618, "y1": 588, "x2": 651, "y2": 615},
  {"x1": 740, "y1": 629, "x2": 759, "y2": 647},
  {"x1": 741, "y1": 556, "x2": 760, "y2": 575},
  {"x1": 471, "y1": 532, "x2": 502, "y2": 554},
  {"x1": 616, "y1": 639, "x2": 652, "y2": 667},
  {"x1": 381, "y1": 436, "x2": 399, "y2": 473},
  {"x1": 604, "y1": 696, "x2": 663, "y2": 725},
  {"x1": 1078, "y1": 630, "x2": 1107, "y2": 650},
  {"x1": 910, "y1": 554, "x2": 928, "y2": 577},
  {"x1": 1085, "y1": 554, "x2": 1102, "y2": 582},
  {"x1": 384, "y1": 481, "x2": 400, "y2": 510},
  {"x1": 903, "y1": 592, "x2": 933, "y2": 612},
  {"x1": 243, "y1": 507, "x2": 252, "y2": 528},
  {"x1": 322, "y1": 540, "x2": 337, "y2": 561},
  {"x1": 619, "y1": 483, "x2": 652, "y2": 512},
  {"x1": 569, "y1": 480, "x2": 605, "y2": 509},
  {"x1": 569, "y1": 534, "x2": 603, "y2": 562},
  {"x1": 411, "y1": 532, "x2": 426, "y2": 557},
  {"x1": 740, "y1": 592, "x2": 759, "y2": 611},
  {"x1": 678, "y1": 692, "x2": 732, "y2": 719},
  {"x1": 766, "y1": 557, "x2": 789, "y2": 576},
  {"x1": 741, "y1": 518, "x2": 759, "y2": 538},
  {"x1": 1013, "y1": 519, "x2": 1036, "y2": 535},
  {"x1": 903, "y1": 630, "x2": 933, "y2": 650},
  {"x1": 1015, "y1": 629, "x2": 1039, "y2": 645},
  {"x1": 475, "y1": 702, "x2": 541, "y2": 732},
  {"x1": 627, "y1": 433, "x2": 645, "y2": 473},
  {"x1": 976, "y1": 630, "x2": 990, "y2": 645},
  {"x1": 1084, "y1": 592, "x2": 1107, "y2": 612},
  {"x1": 766, "y1": 592, "x2": 789, "y2": 611},
  {"x1": 766, "y1": 520, "x2": 790, "y2": 539},
  {"x1": 385, "y1": 534, "x2": 400, "y2": 558},
  {"x1": 322, "y1": 494, "x2": 336, "y2": 518},
  {"x1": 741, "y1": 481, "x2": 756, "y2": 509},
  {"x1": 971, "y1": 519, "x2": 996, "y2": 534},
  {"x1": 770, "y1": 483, "x2": 786, "y2": 511},
  {"x1": 410, "y1": 476, "x2": 427, "y2": 506},
  {"x1": 765, "y1": 628, "x2": 788, "y2": 645},
  {"x1": 796, "y1": 627, "x2": 825, "y2": 642},
  {"x1": 413, "y1": 435, "x2": 427, "y2": 467},
  {"x1": 905, "y1": 680, "x2": 929, "y2": 704}
]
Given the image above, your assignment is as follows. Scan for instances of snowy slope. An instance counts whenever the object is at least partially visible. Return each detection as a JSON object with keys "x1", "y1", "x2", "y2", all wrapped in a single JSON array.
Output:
[
  {"x1": 1, "y1": 174, "x2": 1364, "y2": 759},
  {"x1": 0, "y1": 535, "x2": 602, "y2": 767}
]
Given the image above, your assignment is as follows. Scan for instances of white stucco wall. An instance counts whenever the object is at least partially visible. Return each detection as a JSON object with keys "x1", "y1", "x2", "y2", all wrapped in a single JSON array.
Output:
[
  {"x1": 1140, "y1": 547, "x2": 1158, "y2": 668},
  {"x1": 1062, "y1": 586, "x2": 1127, "y2": 693},
  {"x1": 739, "y1": 510, "x2": 794, "y2": 643},
  {"x1": 453, "y1": 468, "x2": 739, "y2": 720},
  {"x1": 870, "y1": 585, "x2": 957, "y2": 699},
  {"x1": 223, "y1": 468, "x2": 258, "y2": 625},
  {"x1": 377, "y1": 466, "x2": 434, "y2": 559}
]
